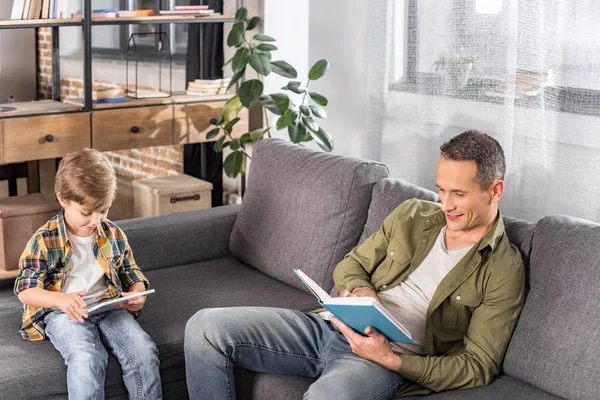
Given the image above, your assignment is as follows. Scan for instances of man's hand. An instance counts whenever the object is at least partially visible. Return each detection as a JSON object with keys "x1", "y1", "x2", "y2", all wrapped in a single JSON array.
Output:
[
  {"x1": 329, "y1": 316, "x2": 402, "y2": 371},
  {"x1": 56, "y1": 289, "x2": 88, "y2": 323},
  {"x1": 117, "y1": 282, "x2": 147, "y2": 312},
  {"x1": 339, "y1": 286, "x2": 380, "y2": 302}
]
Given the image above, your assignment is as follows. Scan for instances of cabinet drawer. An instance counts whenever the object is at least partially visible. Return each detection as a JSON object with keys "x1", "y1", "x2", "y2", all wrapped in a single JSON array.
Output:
[
  {"x1": 92, "y1": 106, "x2": 173, "y2": 151},
  {"x1": 174, "y1": 102, "x2": 248, "y2": 144},
  {"x1": 2, "y1": 113, "x2": 90, "y2": 163}
]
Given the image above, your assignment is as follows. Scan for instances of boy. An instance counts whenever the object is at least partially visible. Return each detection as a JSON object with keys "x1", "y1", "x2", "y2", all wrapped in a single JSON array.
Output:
[{"x1": 14, "y1": 149, "x2": 162, "y2": 400}]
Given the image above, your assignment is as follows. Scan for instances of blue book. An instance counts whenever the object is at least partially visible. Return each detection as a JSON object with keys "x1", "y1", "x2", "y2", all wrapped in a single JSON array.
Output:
[{"x1": 294, "y1": 269, "x2": 413, "y2": 343}]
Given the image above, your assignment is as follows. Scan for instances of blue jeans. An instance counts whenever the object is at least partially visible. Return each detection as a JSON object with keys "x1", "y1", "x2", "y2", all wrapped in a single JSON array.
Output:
[
  {"x1": 44, "y1": 309, "x2": 162, "y2": 400},
  {"x1": 184, "y1": 307, "x2": 404, "y2": 400}
]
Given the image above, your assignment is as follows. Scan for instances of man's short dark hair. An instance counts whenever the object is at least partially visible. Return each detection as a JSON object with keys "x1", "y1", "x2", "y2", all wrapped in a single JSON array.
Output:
[{"x1": 440, "y1": 130, "x2": 506, "y2": 190}]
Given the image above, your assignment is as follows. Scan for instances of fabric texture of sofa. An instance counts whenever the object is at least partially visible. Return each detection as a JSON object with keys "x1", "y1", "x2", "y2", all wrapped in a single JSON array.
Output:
[{"x1": 0, "y1": 138, "x2": 598, "y2": 399}]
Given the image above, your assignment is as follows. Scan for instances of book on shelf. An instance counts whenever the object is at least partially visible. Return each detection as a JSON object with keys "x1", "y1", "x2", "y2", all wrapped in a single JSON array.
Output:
[
  {"x1": 72, "y1": 8, "x2": 119, "y2": 19},
  {"x1": 126, "y1": 89, "x2": 170, "y2": 99},
  {"x1": 294, "y1": 269, "x2": 413, "y2": 343},
  {"x1": 92, "y1": 87, "x2": 124, "y2": 100},
  {"x1": 10, "y1": 0, "x2": 25, "y2": 19},
  {"x1": 194, "y1": 78, "x2": 231, "y2": 84},
  {"x1": 41, "y1": 0, "x2": 50, "y2": 19},
  {"x1": 174, "y1": 5, "x2": 209, "y2": 10},
  {"x1": 186, "y1": 90, "x2": 227, "y2": 96},
  {"x1": 86, "y1": 289, "x2": 155, "y2": 316},
  {"x1": 158, "y1": 9, "x2": 215, "y2": 15}
]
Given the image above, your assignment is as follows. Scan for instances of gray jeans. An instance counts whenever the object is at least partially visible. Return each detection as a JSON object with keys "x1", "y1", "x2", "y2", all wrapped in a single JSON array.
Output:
[{"x1": 184, "y1": 307, "x2": 404, "y2": 400}]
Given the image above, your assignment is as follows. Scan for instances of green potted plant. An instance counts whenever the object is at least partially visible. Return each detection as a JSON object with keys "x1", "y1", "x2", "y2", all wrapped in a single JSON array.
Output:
[{"x1": 206, "y1": 7, "x2": 333, "y2": 178}]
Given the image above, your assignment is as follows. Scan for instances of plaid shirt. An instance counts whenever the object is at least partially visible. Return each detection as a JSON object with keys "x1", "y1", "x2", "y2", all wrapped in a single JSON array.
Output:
[{"x1": 14, "y1": 210, "x2": 149, "y2": 341}]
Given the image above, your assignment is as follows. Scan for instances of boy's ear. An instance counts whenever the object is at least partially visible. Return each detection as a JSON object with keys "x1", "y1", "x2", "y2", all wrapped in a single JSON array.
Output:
[{"x1": 56, "y1": 193, "x2": 69, "y2": 208}]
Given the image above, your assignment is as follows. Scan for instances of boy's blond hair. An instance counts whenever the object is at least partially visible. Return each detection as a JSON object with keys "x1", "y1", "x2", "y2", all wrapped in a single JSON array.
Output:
[{"x1": 54, "y1": 148, "x2": 117, "y2": 211}]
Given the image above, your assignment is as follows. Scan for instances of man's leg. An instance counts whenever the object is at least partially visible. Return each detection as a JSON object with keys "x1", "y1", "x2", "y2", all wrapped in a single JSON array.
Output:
[
  {"x1": 96, "y1": 309, "x2": 162, "y2": 400},
  {"x1": 304, "y1": 330, "x2": 405, "y2": 400},
  {"x1": 44, "y1": 311, "x2": 108, "y2": 400},
  {"x1": 184, "y1": 307, "x2": 334, "y2": 400}
]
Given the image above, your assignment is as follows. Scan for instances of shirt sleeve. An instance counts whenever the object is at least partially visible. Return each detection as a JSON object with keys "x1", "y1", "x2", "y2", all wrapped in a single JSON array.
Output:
[
  {"x1": 116, "y1": 232, "x2": 149, "y2": 291},
  {"x1": 14, "y1": 236, "x2": 48, "y2": 295},
  {"x1": 397, "y1": 260, "x2": 526, "y2": 391}
]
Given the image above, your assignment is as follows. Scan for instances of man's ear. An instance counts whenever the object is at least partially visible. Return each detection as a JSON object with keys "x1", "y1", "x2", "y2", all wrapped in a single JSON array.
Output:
[
  {"x1": 489, "y1": 180, "x2": 504, "y2": 204},
  {"x1": 56, "y1": 193, "x2": 69, "y2": 209}
]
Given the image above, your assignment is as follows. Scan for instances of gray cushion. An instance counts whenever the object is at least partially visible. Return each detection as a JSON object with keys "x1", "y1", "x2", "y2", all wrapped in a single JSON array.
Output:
[
  {"x1": 230, "y1": 139, "x2": 388, "y2": 292},
  {"x1": 402, "y1": 375, "x2": 565, "y2": 400},
  {"x1": 0, "y1": 258, "x2": 318, "y2": 400},
  {"x1": 503, "y1": 215, "x2": 600, "y2": 400},
  {"x1": 502, "y1": 215, "x2": 536, "y2": 268},
  {"x1": 359, "y1": 178, "x2": 439, "y2": 243}
]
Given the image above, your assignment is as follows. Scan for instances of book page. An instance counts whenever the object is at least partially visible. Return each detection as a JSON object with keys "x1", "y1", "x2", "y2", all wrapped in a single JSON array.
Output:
[{"x1": 293, "y1": 269, "x2": 332, "y2": 302}]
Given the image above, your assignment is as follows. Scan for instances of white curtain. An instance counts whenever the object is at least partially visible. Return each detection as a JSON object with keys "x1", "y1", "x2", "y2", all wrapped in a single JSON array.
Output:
[{"x1": 355, "y1": 0, "x2": 600, "y2": 222}]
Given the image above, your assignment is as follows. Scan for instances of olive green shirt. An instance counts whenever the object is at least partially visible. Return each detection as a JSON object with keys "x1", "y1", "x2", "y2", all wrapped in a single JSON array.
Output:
[{"x1": 333, "y1": 199, "x2": 525, "y2": 397}]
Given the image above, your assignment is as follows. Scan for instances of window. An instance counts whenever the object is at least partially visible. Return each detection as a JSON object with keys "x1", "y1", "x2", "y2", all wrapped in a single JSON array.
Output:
[{"x1": 393, "y1": 0, "x2": 600, "y2": 116}]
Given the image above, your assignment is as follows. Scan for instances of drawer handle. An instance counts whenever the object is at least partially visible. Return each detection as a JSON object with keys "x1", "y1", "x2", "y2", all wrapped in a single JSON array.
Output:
[
  {"x1": 44, "y1": 134, "x2": 54, "y2": 143},
  {"x1": 170, "y1": 193, "x2": 200, "y2": 204},
  {"x1": 209, "y1": 118, "x2": 218, "y2": 125},
  {"x1": 130, "y1": 126, "x2": 141, "y2": 134}
]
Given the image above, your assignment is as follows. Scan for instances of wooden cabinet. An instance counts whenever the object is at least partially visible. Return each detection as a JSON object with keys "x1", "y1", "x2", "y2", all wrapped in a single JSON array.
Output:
[
  {"x1": 92, "y1": 106, "x2": 173, "y2": 151},
  {"x1": 174, "y1": 101, "x2": 247, "y2": 143},
  {"x1": 2, "y1": 113, "x2": 90, "y2": 163}
]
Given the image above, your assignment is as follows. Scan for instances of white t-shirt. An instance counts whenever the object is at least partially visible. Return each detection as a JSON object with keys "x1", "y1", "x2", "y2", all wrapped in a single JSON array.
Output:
[
  {"x1": 379, "y1": 227, "x2": 472, "y2": 355},
  {"x1": 60, "y1": 232, "x2": 108, "y2": 307}
]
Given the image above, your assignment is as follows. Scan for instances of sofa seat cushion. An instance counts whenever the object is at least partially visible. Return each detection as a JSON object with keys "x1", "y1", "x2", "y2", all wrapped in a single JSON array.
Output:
[
  {"x1": 232, "y1": 373, "x2": 563, "y2": 400},
  {"x1": 0, "y1": 257, "x2": 317, "y2": 400},
  {"x1": 230, "y1": 139, "x2": 388, "y2": 293},
  {"x1": 503, "y1": 215, "x2": 600, "y2": 400},
  {"x1": 402, "y1": 375, "x2": 564, "y2": 400}
]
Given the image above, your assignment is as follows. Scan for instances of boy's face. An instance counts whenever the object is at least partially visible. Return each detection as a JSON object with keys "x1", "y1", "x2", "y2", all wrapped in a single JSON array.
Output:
[{"x1": 57, "y1": 194, "x2": 113, "y2": 237}]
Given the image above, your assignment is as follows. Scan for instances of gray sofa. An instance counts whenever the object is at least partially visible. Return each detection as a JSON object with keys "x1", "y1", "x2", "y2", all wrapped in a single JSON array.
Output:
[{"x1": 0, "y1": 138, "x2": 598, "y2": 399}]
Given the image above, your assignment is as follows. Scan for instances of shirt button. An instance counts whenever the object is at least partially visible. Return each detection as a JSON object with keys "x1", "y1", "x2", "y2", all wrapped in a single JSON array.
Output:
[
  {"x1": 381, "y1": 284, "x2": 387, "y2": 289},
  {"x1": 390, "y1": 251, "x2": 394, "y2": 256},
  {"x1": 456, "y1": 295, "x2": 461, "y2": 300}
]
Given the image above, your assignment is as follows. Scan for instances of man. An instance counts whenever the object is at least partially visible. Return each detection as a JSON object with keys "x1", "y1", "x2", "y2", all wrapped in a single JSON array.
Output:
[{"x1": 184, "y1": 130, "x2": 525, "y2": 399}]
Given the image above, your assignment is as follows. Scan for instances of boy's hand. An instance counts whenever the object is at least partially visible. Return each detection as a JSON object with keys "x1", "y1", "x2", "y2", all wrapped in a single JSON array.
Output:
[
  {"x1": 56, "y1": 289, "x2": 88, "y2": 323},
  {"x1": 117, "y1": 282, "x2": 147, "y2": 312}
]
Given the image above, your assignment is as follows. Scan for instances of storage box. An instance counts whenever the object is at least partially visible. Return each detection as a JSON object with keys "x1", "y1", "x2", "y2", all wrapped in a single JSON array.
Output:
[
  {"x1": 132, "y1": 174, "x2": 213, "y2": 218},
  {"x1": 0, "y1": 193, "x2": 61, "y2": 271}
]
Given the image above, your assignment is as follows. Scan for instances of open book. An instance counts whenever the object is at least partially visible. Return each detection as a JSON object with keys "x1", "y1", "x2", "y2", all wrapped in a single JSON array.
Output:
[
  {"x1": 294, "y1": 270, "x2": 412, "y2": 343},
  {"x1": 87, "y1": 289, "x2": 155, "y2": 316}
]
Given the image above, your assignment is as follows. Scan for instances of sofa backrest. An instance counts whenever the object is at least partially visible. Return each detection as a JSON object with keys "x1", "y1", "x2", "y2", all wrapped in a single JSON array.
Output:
[
  {"x1": 230, "y1": 139, "x2": 388, "y2": 292},
  {"x1": 359, "y1": 178, "x2": 439, "y2": 243},
  {"x1": 503, "y1": 215, "x2": 600, "y2": 400}
]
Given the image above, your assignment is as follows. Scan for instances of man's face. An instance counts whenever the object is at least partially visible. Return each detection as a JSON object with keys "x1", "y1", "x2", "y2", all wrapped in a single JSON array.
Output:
[{"x1": 435, "y1": 156, "x2": 502, "y2": 234}]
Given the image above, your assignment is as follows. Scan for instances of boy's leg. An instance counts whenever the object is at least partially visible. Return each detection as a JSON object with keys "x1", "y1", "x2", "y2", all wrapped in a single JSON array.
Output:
[
  {"x1": 184, "y1": 307, "x2": 336, "y2": 400},
  {"x1": 96, "y1": 309, "x2": 162, "y2": 400},
  {"x1": 44, "y1": 311, "x2": 108, "y2": 400}
]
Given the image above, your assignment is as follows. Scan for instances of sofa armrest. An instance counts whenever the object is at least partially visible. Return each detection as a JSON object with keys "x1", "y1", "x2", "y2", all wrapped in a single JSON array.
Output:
[{"x1": 117, "y1": 205, "x2": 240, "y2": 272}]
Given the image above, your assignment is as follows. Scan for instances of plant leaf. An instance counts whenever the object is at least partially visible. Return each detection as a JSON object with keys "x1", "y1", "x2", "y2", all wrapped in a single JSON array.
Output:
[
  {"x1": 206, "y1": 127, "x2": 221, "y2": 140},
  {"x1": 224, "y1": 117, "x2": 241, "y2": 134},
  {"x1": 259, "y1": 93, "x2": 290, "y2": 115},
  {"x1": 235, "y1": 7, "x2": 248, "y2": 21},
  {"x1": 215, "y1": 116, "x2": 224, "y2": 125},
  {"x1": 214, "y1": 136, "x2": 226, "y2": 152},
  {"x1": 226, "y1": 67, "x2": 246, "y2": 92},
  {"x1": 308, "y1": 59, "x2": 330, "y2": 81},
  {"x1": 309, "y1": 92, "x2": 328, "y2": 106},
  {"x1": 232, "y1": 48, "x2": 250, "y2": 73},
  {"x1": 300, "y1": 105, "x2": 311, "y2": 116},
  {"x1": 224, "y1": 151, "x2": 245, "y2": 178},
  {"x1": 309, "y1": 126, "x2": 333, "y2": 152},
  {"x1": 246, "y1": 16, "x2": 261, "y2": 30},
  {"x1": 302, "y1": 115, "x2": 319, "y2": 132},
  {"x1": 288, "y1": 122, "x2": 306, "y2": 144},
  {"x1": 223, "y1": 95, "x2": 242, "y2": 123},
  {"x1": 276, "y1": 109, "x2": 298, "y2": 130},
  {"x1": 239, "y1": 79, "x2": 264, "y2": 108},
  {"x1": 282, "y1": 81, "x2": 306, "y2": 94},
  {"x1": 230, "y1": 138, "x2": 242, "y2": 151},
  {"x1": 257, "y1": 43, "x2": 278, "y2": 51},
  {"x1": 227, "y1": 22, "x2": 245, "y2": 48},
  {"x1": 248, "y1": 53, "x2": 272, "y2": 76},
  {"x1": 309, "y1": 105, "x2": 327, "y2": 118},
  {"x1": 270, "y1": 60, "x2": 297, "y2": 78},
  {"x1": 249, "y1": 128, "x2": 267, "y2": 141},
  {"x1": 254, "y1": 34, "x2": 276, "y2": 42},
  {"x1": 223, "y1": 56, "x2": 233, "y2": 68}
]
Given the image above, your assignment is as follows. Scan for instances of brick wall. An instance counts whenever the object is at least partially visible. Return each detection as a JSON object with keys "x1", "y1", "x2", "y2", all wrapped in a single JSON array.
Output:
[{"x1": 36, "y1": 29, "x2": 183, "y2": 180}]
